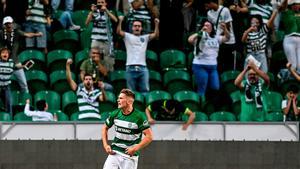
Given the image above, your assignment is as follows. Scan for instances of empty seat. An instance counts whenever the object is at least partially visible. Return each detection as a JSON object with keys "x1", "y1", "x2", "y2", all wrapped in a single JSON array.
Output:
[
  {"x1": 145, "y1": 90, "x2": 172, "y2": 106},
  {"x1": 173, "y1": 90, "x2": 201, "y2": 111},
  {"x1": 18, "y1": 50, "x2": 46, "y2": 71},
  {"x1": 146, "y1": 50, "x2": 159, "y2": 71},
  {"x1": 34, "y1": 90, "x2": 61, "y2": 112},
  {"x1": 109, "y1": 70, "x2": 127, "y2": 94},
  {"x1": 220, "y1": 70, "x2": 241, "y2": 94},
  {"x1": 14, "y1": 112, "x2": 32, "y2": 121},
  {"x1": 113, "y1": 49, "x2": 126, "y2": 70},
  {"x1": 163, "y1": 70, "x2": 192, "y2": 95},
  {"x1": 62, "y1": 91, "x2": 78, "y2": 116},
  {"x1": 265, "y1": 111, "x2": 283, "y2": 121},
  {"x1": 80, "y1": 28, "x2": 92, "y2": 50},
  {"x1": 71, "y1": 10, "x2": 92, "y2": 28},
  {"x1": 0, "y1": 112, "x2": 12, "y2": 121},
  {"x1": 53, "y1": 30, "x2": 79, "y2": 54},
  {"x1": 230, "y1": 90, "x2": 241, "y2": 117},
  {"x1": 182, "y1": 111, "x2": 208, "y2": 122},
  {"x1": 52, "y1": 110, "x2": 69, "y2": 121},
  {"x1": 209, "y1": 111, "x2": 236, "y2": 121},
  {"x1": 160, "y1": 49, "x2": 186, "y2": 71},
  {"x1": 99, "y1": 91, "x2": 117, "y2": 113},
  {"x1": 25, "y1": 70, "x2": 48, "y2": 94},
  {"x1": 47, "y1": 49, "x2": 73, "y2": 72},
  {"x1": 50, "y1": 70, "x2": 76, "y2": 94},
  {"x1": 11, "y1": 91, "x2": 32, "y2": 113},
  {"x1": 75, "y1": 49, "x2": 89, "y2": 73},
  {"x1": 149, "y1": 70, "x2": 163, "y2": 91},
  {"x1": 265, "y1": 91, "x2": 283, "y2": 113},
  {"x1": 133, "y1": 91, "x2": 145, "y2": 111}
]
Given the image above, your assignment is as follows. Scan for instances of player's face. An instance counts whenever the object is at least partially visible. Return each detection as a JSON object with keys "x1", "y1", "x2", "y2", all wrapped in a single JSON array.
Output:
[
  {"x1": 132, "y1": 21, "x2": 142, "y2": 35},
  {"x1": 0, "y1": 50, "x2": 9, "y2": 61},
  {"x1": 117, "y1": 93, "x2": 128, "y2": 109},
  {"x1": 83, "y1": 75, "x2": 93, "y2": 90}
]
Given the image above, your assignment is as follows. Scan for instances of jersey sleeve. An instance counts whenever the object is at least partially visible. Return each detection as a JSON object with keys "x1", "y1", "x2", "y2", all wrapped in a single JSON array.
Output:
[
  {"x1": 138, "y1": 112, "x2": 150, "y2": 131},
  {"x1": 105, "y1": 109, "x2": 118, "y2": 128}
]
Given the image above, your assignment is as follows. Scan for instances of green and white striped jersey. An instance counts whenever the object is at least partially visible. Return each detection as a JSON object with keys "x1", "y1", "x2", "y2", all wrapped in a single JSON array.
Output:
[
  {"x1": 106, "y1": 108, "x2": 150, "y2": 157},
  {"x1": 0, "y1": 58, "x2": 14, "y2": 87}
]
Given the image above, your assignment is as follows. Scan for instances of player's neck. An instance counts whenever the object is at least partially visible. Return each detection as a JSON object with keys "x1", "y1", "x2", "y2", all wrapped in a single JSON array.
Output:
[{"x1": 122, "y1": 105, "x2": 133, "y2": 115}]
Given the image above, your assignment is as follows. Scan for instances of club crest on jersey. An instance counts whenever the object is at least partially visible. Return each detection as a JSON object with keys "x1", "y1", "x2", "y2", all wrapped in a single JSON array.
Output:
[{"x1": 140, "y1": 37, "x2": 145, "y2": 43}]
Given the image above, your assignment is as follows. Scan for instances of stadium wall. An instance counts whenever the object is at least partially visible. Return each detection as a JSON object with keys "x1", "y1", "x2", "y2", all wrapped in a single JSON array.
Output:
[{"x1": 0, "y1": 141, "x2": 299, "y2": 169}]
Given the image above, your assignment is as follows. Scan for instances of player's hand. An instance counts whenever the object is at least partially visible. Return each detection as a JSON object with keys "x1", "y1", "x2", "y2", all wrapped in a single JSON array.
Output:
[
  {"x1": 104, "y1": 145, "x2": 115, "y2": 155},
  {"x1": 125, "y1": 146, "x2": 138, "y2": 156},
  {"x1": 182, "y1": 123, "x2": 189, "y2": 130}
]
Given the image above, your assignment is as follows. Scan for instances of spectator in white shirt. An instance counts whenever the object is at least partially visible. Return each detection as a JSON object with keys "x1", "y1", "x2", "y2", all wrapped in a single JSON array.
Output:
[{"x1": 24, "y1": 99, "x2": 54, "y2": 121}]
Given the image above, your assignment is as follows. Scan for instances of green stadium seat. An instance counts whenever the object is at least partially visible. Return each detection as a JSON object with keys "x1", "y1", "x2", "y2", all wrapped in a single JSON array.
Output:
[
  {"x1": 14, "y1": 112, "x2": 32, "y2": 121},
  {"x1": 0, "y1": 112, "x2": 12, "y2": 121},
  {"x1": 113, "y1": 49, "x2": 126, "y2": 70},
  {"x1": 160, "y1": 49, "x2": 186, "y2": 71},
  {"x1": 182, "y1": 111, "x2": 208, "y2": 122},
  {"x1": 71, "y1": 10, "x2": 92, "y2": 28},
  {"x1": 133, "y1": 91, "x2": 145, "y2": 111},
  {"x1": 220, "y1": 70, "x2": 241, "y2": 94},
  {"x1": 18, "y1": 49, "x2": 46, "y2": 71},
  {"x1": 109, "y1": 70, "x2": 127, "y2": 94},
  {"x1": 146, "y1": 50, "x2": 159, "y2": 71},
  {"x1": 47, "y1": 49, "x2": 73, "y2": 72},
  {"x1": 25, "y1": 70, "x2": 48, "y2": 94},
  {"x1": 271, "y1": 50, "x2": 287, "y2": 73},
  {"x1": 9, "y1": 74, "x2": 20, "y2": 91},
  {"x1": 279, "y1": 80, "x2": 300, "y2": 96},
  {"x1": 209, "y1": 111, "x2": 236, "y2": 121},
  {"x1": 11, "y1": 91, "x2": 32, "y2": 113},
  {"x1": 80, "y1": 28, "x2": 92, "y2": 50},
  {"x1": 145, "y1": 90, "x2": 172, "y2": 106},
  {"x1": 53, "y1": 30, "x2": 79, "y2": 54},
  {"x1": 163, "y1": 70, "x2": 192, "y2": 95},
  {"x1": 75, "y1": 49, "x2": 89, "y2": 74},
  {"x1": 62, "y1": 91, "x2": 78, "y2": 116},
  {"x1": 187, "y1": 52, "x2": 193, "y2": 71},
  {"x1": 51, "y1": 110, "x2": 69, "y2": 121},
  {"x1": 265, "y1": 91, "x2": 283, "y2": 113},
  {"x1": 99, "y1": 91, "x2": 117, "y2": 113},
  {"x1": 50, "y1": 70, "x2": 76, "y2": 94},
  {"x1": 230, "y1": 90, "x2": 241, "y2": 117},
  {"x1": 266, "y1": 111, "x2": 283, "y2": 122},
  {"x1": 34, "y1": 90, "x2": 61, "y2": 112},
  {"x1": 149, "y1": 70, "x2": 163, "y2": 91},
  {"x1": 173, "y1": 90, "x2": 201, "y2": 111}
]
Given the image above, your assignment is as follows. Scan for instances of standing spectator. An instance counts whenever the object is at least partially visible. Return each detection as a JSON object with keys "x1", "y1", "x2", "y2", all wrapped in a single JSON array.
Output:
[
  {"x1": 66, "y1": 58, "x2": 106, "y2": 120},
  {"x1": 287, "y1": 62, "x2": 300, "y2": 81},
  {"x1": 242, "y1": 9, "x2": 278, "y2": 73},
  {"x1": 80, "y1": 47, "x2": 113, "y2": 91},
  {"x1": 116, "y1": 16, "x2": 159, "y2": 95},
  {"x1": 0, "y1": 16, "x2": 42, "y2": 93},
  {"x1": 86, "y1": 0, "x2": 118, "y2": 72},
  {"x1": 0, "y1": 47, "x2": 14, "y2": 116},
  {"x1": 102, "y1": 89, "x2": 153, "y2": 169},
  {"x1": 25, "y1": 0, "x2": 50, "y2": 54},
  {"x1": 145, "y1": 99, "x2": 195, "y2": 130},
  {"x1": 282, "y1": 84, "x2": 300, "y2": 121},
  {"x1": 234, "y1": 60, "x2": 270, "y2": 121},
  {"x1": 280, "y1": 0, "x2": 300, "y2": 72},
  {"x1": 24, "y1": 99, "x2": 54, "y2": 121},
  {"x1": 51, "y1": 0, "x2": 74, "y2": 11},
  {"x1": 188, "y1": 20, "x2": 229, "y2": 97},
  {"x1": 205, "y1": 0, "x2": 236, "y2": 72},
  {"x1": 246, "y1": 0, "x2": 273, "y2": 24}
]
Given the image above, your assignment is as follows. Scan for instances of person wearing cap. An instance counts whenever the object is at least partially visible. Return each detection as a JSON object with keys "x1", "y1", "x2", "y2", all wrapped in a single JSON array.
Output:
[
  {"x1": 145, "y1": 99, "x2": 195, "y2": 130},
  {"x1": 280, "y1": 0, "x2": 300, "y2": 73},
  {"x1": 0, "y1": 16, "x2": 43, "y2": 93},
  {"x1": 0, "y1": 47, "x2": 15, "y2": 116}
]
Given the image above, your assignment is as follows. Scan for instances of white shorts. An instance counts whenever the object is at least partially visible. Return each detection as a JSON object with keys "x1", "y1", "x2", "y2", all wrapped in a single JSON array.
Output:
[{"x1": 103, "y1": 153, "x2": 138, "y2": 169}]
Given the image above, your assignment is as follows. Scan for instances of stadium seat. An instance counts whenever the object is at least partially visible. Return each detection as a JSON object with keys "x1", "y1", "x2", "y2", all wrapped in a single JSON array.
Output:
[
  {"x1": 71, "y1": 10, "x2": 92, "y2": 28},
  {"x1": 187, "y1": 52, "x2": 194, "y2": 71},
  {"x1": 220, "y1": 70, "x2": 241, "y2": 94},
  {"x1": 109, "y1": 70, "x2": 127, "y2": 94},
  {"x1": 279, "y1": 80, "x2": 300, "y2": 96},
  {"x1": 9, "y1": 74, "x2": 20, "y2": 91},
  {"x1": 163, "y1": 70, "x2": 192, "y2": 95},
  {"x1": 14, "y1": 112, "x2": 32, "y2": 121},
  {"x1": 53, "y1": 30, "x2": 79, "y2": 54},
  {"x1": 18, "y1": 49, "x2": 46, "y2": 71},
  {"x1": 34, "y1": 90, "x2": 61, "y2": 112},
  {"x1": 50, "y1": 70, "x2": 76, "y2": 94},
  {"x1": 99, "y1": 91, "x2": 117, "y2": 113},
  {"x1": 270, "y1": 50, "x2": 287, "y2": 73},
  {"x1": 0, "y1": 112, "x2": 12, "y2": 121},
  {"x1": 113, "y1": 49, "x2": 126, "y2": 70},
  {"x1": 173, "y1": 90, "x2": 201, "y2": 111},
  {"x1": 62, "y1": 91, "x2": 78, "y2": 116},
  {"x1": 80, "y1": 28, "x2": 92, "y2": 50},
  {"x1": 25, "y1": 70, "x2": 48, "y2": 94},
  {"x1": 11, "y1": 91, "x2": 32, "y2": 113},
  {"x1": 75, "y1": 49, "x2": 89, "y2": 74},
  {"x1": 209, "y1": 111, "x2": 236, "y2": 121},
  {"x1": 145, "y1": 90, "x2": 172, "y2": 106},
  {"x1": 182, "y1": 111, "x2": 208, "y2": 122},
  {"x1": 230, "y1": 90, "x2": 241, "y2": 117},
  {"x1": 265, "y1": 91, "x2": 283, "y2": 113},
  {"x1": 47, "y1": 49, "x2": 73, "y2": 72},
  {"x1": 52, "y1": 110, "x2": 69, "y2": 121},
  {"x1": 146, "y1": 50, "x2": 159, "y2": 71},
  {"x1": 149, "y1": 70, "x2": 163, "y2": 91},
  {"x1": 267, "y1": 72, "x2": 276, "y2": 90},
  {"x1": 265, "y1": 111, "x2": 283, "y2": 122},
  {"x1": 133, "y1": 91, "x2": 145, "y2": 111},
  {"x1": 160, "y1": 49, "x2": 186, "y2": 71}
]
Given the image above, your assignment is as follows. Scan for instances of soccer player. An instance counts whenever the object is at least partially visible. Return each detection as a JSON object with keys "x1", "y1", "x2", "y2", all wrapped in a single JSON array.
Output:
[{"x1": 102, "y1": 89, "x2": 153, "y2": 169}]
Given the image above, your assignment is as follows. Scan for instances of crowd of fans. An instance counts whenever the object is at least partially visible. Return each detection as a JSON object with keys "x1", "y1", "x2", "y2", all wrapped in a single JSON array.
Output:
[{"x1": 0, "y1": 0, "x2": 299, "y2": 123}]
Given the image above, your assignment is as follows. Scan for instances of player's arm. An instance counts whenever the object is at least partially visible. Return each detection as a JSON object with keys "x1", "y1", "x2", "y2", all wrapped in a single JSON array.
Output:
[
  {"x1": 125, "y1": 128, "x2": 153, "y2": 156},
  {"x1": 182, "y1": 109, "x2": 195, "y2": 130},
  {"x1": 101, "y1": 124, "x2": 115, "y2": 155}
]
